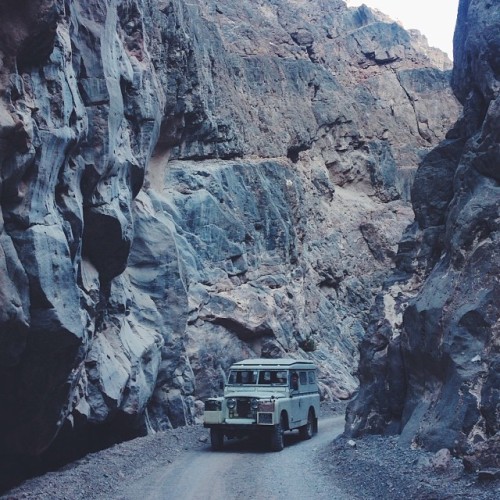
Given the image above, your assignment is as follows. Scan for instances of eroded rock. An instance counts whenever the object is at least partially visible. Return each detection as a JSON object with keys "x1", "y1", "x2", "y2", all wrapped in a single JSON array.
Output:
[
  {"x1": 347, "y1": 0, "x2": 499, "y2": 463},
  {"x1": 0, "y1": 0, "x2": 460, "y2": 473}
]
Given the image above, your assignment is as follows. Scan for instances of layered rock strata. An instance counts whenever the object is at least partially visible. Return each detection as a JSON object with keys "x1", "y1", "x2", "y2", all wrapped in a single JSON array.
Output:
[
  {"x1": 346, "y1": 0, "x2": 499, "y2": 468},
  {"x1": 0, "y1": 0, "x2": 459, "y2": 470}
]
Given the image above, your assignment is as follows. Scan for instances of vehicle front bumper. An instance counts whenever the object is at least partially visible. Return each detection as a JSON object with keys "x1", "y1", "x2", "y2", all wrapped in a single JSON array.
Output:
[{"x1": 204, "y1": 419, "x2": 275, "y2": 432}]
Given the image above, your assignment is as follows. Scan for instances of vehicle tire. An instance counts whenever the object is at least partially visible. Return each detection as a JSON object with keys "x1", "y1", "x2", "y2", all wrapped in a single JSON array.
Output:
[
  {"x1": 270, "y1": 424, "x2": 284, "y2": 451},
  {"x1": 271, "y1": 415, "x2": 286, "y2": 451},
  {"x1": 270, "y1": 415, "x2": 285, "y2": 451},
  {"x1": 210, "y1": 428, "x2": 224, "y2": 451},
  {"x1": 299, "y1": 409, "x2": 314, "y2": 440}
]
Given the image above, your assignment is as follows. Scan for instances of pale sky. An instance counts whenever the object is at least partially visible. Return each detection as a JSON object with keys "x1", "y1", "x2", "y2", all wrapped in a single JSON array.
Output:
[{"x1": 345, "y1": 0, "x2": 459, "y2": 59}]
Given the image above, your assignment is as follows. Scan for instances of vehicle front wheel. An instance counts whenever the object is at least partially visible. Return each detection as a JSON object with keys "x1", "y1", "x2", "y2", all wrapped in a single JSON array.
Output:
[
  {"x1": 270, "y1": 416, "x2": 285, "y2": 451},
  {"x1": 299, "y1": 409, "x2": 315, "y2": 440},
  {"x1": 210, "y1": 428, "x2": 224, "y2": 451}
]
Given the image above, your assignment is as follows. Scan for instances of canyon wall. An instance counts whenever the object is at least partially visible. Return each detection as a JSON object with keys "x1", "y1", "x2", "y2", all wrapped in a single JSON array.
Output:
[
  {"x1": 347, "y1": 0, "x2": 499, "y2": 469},
  {"x1": 0, "y1": 0, "x2": 459, "y2": 467}
]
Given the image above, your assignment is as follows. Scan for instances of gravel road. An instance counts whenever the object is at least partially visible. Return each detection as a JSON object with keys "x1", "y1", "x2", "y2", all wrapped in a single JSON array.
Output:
[
  {"x1": 2, "y1": 403, "x2": 498, "y2": 499},
  {"x1": 118, "y1": 416, "x2": 347, "y2": 500}
]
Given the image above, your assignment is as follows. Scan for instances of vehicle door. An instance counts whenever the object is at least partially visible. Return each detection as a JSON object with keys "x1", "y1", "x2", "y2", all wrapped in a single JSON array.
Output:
[{"x1": 290, "y1": 371, "x2": 302, "y2": 425}]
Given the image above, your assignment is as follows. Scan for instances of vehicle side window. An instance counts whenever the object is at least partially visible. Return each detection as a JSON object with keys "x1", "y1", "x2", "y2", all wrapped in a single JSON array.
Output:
[
  {"x1": 299, "y1": 371, "x2": 307, "y2": 385},
  {"x1": 308, "y1": 371, "x2": 316, "y2": 384}
]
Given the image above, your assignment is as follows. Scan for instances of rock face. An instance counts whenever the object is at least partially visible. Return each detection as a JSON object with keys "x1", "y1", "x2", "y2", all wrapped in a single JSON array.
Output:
[
  {"x1": 346, "y1": 0, "x2": 499, "y2": 466},
  {"x1": 0, "y1": 0, "x2": 459, "y2": 471}
]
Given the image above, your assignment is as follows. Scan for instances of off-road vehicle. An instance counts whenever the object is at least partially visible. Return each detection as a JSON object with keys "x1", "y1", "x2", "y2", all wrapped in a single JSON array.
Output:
[{"x1": 204, "y1": 358, "x2": 320, "y2": 451}]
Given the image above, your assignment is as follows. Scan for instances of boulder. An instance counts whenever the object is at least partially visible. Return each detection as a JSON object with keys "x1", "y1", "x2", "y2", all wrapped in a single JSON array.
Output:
[{"x1": 430, "y1": 448, "x2": 452, "y2": 472}]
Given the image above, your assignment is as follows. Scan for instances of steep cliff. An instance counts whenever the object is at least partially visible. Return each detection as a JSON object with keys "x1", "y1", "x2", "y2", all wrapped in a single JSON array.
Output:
[
  {"x1": 0, "y1": 0, "x2": 459, "y2": 469},
  {"x1": 347, "y1": 0, "x2": 499, "y2": 469}
]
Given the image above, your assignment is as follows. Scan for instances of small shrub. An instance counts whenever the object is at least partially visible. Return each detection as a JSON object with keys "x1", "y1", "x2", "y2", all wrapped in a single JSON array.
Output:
[{"x1": 300, "y1": 336, "x2": 316, "y2": 352}]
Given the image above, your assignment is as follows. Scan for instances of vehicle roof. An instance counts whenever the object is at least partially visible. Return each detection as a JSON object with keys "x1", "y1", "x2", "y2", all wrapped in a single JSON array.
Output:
[{"x1": 230, "y1": 358, "x2": 316, "y2": 369}]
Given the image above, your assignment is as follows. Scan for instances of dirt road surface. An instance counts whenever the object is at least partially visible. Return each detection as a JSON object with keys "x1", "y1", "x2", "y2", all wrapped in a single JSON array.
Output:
[
  {"x1": 3, "y1": 407, "x2": 498, "y2": 500},
  {"x1": 118, "y1": 416, "x2": 348, "y2": 500}
]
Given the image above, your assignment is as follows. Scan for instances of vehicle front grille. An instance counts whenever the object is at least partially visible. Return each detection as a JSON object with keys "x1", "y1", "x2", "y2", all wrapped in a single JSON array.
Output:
[{"x1": 235, "y1": 398, "x2": 252, "y2": 417}]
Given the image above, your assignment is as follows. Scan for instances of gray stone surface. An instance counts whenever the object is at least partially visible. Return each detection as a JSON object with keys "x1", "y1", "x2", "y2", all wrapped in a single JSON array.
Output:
[
  {"x1": 347, "y1": 0, "x2": 499, "y2": 466},
  {"x1": 0, "y1": 0, "x2": 459, "y2": 467}
]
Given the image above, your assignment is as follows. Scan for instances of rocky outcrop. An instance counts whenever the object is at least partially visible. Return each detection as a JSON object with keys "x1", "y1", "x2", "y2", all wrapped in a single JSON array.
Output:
[
  {"x1": 0, "y1": 0, "x2": 459, "y2": 474},
  {"x1": 0, "y1": 0, "x2": 165, "y2": 459},
  {"x1": 346, "y1": 0, "x2": 499, "y2": 468}
]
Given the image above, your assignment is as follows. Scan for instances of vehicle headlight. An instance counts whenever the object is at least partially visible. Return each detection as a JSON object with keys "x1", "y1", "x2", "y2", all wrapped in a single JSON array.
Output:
[
  {"x1": 251, "y1": 399, "x2": 259, "y2": 410},
  {"x1": 226, "y1": 398, "x2": 236, "y2": 409}
]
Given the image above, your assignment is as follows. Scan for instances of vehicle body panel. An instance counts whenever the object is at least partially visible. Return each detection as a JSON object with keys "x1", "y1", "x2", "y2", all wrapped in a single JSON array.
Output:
[{"x1": 203, "y1": 358, "x2": 320, "y2": 450}]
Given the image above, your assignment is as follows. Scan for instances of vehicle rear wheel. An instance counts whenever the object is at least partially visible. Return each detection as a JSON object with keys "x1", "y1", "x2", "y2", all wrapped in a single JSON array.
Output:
[
  {"x1": 299, "y1": 409, "x2": 314, "y2": 440},
  {"x1": 270, "y1": 415, "x2": 285, "y2": 451},
  {"x1": 210, "y1": 428, "x2": 224, "y2": 450}
]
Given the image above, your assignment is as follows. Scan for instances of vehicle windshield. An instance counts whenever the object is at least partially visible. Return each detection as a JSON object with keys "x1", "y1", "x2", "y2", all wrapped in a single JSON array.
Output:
[{"x1": 227, "y1": 369, "x2": 288, "y2": 386}]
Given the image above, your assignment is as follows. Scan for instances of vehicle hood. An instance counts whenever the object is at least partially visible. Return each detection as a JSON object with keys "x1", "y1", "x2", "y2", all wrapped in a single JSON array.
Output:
[{"x1": 224, "y1": 387, "x2": 288, "y2": 399}]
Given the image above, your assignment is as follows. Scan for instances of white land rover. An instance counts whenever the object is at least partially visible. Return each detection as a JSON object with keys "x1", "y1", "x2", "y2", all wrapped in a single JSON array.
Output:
[{"x1": 204, "y1": 358, "x2": 320, "y2": 451}]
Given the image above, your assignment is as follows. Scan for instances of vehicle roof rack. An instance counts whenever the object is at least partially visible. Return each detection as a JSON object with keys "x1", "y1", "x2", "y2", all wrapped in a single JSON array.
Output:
[{"x1": 231, "y1": 358, "x2": 316, "y2": 368}]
